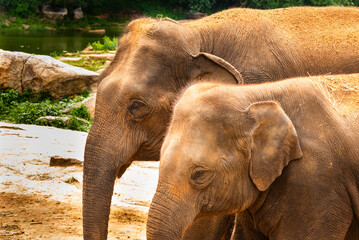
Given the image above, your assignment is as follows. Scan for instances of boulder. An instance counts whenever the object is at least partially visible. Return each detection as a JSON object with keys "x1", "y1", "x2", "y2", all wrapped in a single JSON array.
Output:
[
  {"x1": 22, "y1": 24, "x2": 29, "y2": 30},
  {"x1": 50, "y1": 156, "x2": 83, "y2": 167},
  {"x1": 45, "y1": 26, "x2": 56, "y2": 31},
  {"x1": 85, "y1": 54, "x2": 115, "y2": 60},
  {"x1": 58, "y1": 57, "x2": 82, "y2": 62},
  {"x1": 96, "y1": 68, "x2": 106, "y2": 74},
  {"x1": 88, "y1": 29, "x2": 106, "y2": 34},
  {"x1": 73, "y1": 8, "x2": 84, "y2": 20},
  {"x1": 0, "y1": 50, "x2": 99, "y2": 98},
  {"x1": 42, "y1": 5, "x2": 68, "y2": 21},
  {"x1": 0, "y1": 51, "x2": 30, "y2": 91},
  {"x1": 81, "y1": 94, "x2": 96, "y2": 119},
  {"x1": 81, "y1": 45, "x2": 93, "y2": 53},
  {"x1": 37, "y1": 116, "x2": 89, "y2": 124},
  {"x1": 59, "y1": 94, "x2": 96, "y2": 120}
]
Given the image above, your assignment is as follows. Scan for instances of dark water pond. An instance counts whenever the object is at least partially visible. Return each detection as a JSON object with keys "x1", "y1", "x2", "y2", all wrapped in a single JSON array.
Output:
[{"x1": 0, "y1": 31, "x2": 119, "y2": 55}]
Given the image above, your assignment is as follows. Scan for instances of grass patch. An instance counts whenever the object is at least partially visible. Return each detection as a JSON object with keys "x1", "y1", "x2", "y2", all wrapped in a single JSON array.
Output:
[
  {"x1": 0, "y1": 88, "x2": 92, "y2": 132},
  {"x1": 0, "y1": 15, "x2": 54, "y2": 32},
  {"x1": 62, "y1": 58, "x2": 107, "y2": 72}
]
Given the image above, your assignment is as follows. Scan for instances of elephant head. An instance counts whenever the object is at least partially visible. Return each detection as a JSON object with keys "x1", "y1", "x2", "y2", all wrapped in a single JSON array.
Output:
[
  {"x1": 146, "y1": 84, "x2": 302, "y2": 239},
  {"x1": 83, "y1": 19, "x2": 243, "y2": 239}
]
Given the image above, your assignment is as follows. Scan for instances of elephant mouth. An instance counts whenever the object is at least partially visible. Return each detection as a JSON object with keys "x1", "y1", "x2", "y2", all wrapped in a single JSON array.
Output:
[{"x1": 132, "y1": 144, "x2": 161, "y2": 161}]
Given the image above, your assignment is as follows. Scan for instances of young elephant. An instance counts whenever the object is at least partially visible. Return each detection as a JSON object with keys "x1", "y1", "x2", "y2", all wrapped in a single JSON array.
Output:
[{"x1": 147, "y1": 79, "x2": 359, "y2": 239}]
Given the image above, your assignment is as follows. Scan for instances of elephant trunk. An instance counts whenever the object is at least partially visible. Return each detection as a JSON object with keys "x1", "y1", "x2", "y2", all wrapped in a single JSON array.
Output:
[
  {"x1": 147, "y1": 190, "x2": 197, "y2": 240},
  {"x1": 83, "y1": 122, "x2": 140, "y2": 239}
]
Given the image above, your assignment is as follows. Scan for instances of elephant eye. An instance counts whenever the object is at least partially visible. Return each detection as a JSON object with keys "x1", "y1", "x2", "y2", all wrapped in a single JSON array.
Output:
[
  {"x1": 190, "y1": 167, "x2": 213, "y2": 189},
  {"x1": 128, "y1": 99, "x2": 151, "y2": 121},
  {"x1": 192, "y1": 170, "x2": 205, "y2": 180},
  {"x1": 129, "y1": 100, "x2": 144, "y2": 111}
]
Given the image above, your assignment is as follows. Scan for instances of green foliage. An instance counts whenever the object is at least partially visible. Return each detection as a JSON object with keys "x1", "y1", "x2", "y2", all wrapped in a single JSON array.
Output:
[
  {"x1": 49, "y1": 51, "x2": 67, "y2": 58},
  {"x1": 50, "y1": 0, "x2": 87, "y2": 11},
  {"x1": 0, "y1": 0, "x2": 45, "y2": 18},
  {"x1": 133, "y1": 0, "x2": 186, "y2": 19},
  {"x1": 67, "y1": 116, "x2": 91, "y2": 132},
  {"x1": 2, "y1": 0, "x2": 359, "y2": 21},
  {"x1": 88, "y1": 36, "x2": 118, "y2": 51},
  {"x1": 9, "y1": 100, "x2": 63, "y2": 124},
  {"x1": 177, "y1": 0, "x2": 216, "y2": 12},
  {"x1": 70, "y1": 104, "x2": 91, "y2": 121},
  {"x1": 79, "y1": 89, "x2": 90, "y2": 98},
  {"x1": 0, "y1": 88, "x2": 92, "y2": 132},
  {"x1": 62, "y1": 58, "x2": 107, "y2": 72}
]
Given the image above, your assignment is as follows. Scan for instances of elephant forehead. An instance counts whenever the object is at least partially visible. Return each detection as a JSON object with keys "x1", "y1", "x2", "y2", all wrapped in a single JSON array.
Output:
[{"x1": 161, "y1": 135, "x2": 223, "y2": 172}]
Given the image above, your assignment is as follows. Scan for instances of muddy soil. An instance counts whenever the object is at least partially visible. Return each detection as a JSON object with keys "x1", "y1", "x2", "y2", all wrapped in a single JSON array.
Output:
[{"x1": 0, "y1": 192, "x2": 146, "y2": 240}]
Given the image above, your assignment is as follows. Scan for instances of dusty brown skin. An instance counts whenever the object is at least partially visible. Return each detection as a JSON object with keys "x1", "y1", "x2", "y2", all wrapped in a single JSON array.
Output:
[
  {"x1": 84, "y1": 7, "x2": 359, "y2": 239},
  {"x1": 147, "y1": 79, "x2": 359, "y2": 239}
]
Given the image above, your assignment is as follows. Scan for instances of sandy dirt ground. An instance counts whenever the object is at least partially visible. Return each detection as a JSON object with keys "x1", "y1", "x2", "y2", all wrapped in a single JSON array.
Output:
[{"x1": 0, "y1": 122, "x2": 159, "y2": 239}]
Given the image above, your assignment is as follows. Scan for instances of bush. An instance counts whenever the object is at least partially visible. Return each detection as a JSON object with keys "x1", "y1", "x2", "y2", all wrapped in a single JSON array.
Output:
[
  {"x1": 177, "y1": 0, "x2": 216, "y2": 12},
  {"x1": 0, "y1": 88, "x2": 92, "y2": 132},
  {"x1": 49, "y1": 51, "x2": 66, "y2": 58},
  {"x1": 70, "y1": 104, "x2": 91, "y2": 121},
  {"x1": 0, "y1": 0, "x2": 45, "y2": 18},
  {"x1": 88, "y1": 36, "x2": 118, "y2": 51},
  {"x1": 8, "y1": 100, "x2": 62, "y2": 124}
]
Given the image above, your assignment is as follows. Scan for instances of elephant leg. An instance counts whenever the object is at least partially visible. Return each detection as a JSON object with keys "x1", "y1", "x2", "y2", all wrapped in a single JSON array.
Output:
[{"x1": 182, "y1": 215, "x2": 233, "y2": 240}]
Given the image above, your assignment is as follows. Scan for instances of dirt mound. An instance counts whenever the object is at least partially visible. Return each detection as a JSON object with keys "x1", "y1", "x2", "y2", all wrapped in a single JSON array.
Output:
[
  {"x1": 0, "y1": 123, "x2": 159, "y2": 239},
  {"x1": 0, "y1": 192, "x2": 147, "y2": 240}
]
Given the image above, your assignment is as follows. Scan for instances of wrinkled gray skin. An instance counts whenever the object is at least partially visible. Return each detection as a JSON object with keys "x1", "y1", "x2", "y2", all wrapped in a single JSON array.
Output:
[
  {"x1": 83, "y1": 7, "x2": 359, "y2": 239},
  {"x1": 147, "y1": 79, "x2": 359, "y2": 240}
]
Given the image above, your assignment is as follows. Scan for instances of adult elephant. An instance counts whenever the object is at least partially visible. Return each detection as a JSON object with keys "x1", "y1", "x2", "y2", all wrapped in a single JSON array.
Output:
[
  {"x1": 147, "y1": 78, "x2": 359, "y2": 240},
  {"x1": 83, "y1": 7, "x2": 359, "y2": 239}
]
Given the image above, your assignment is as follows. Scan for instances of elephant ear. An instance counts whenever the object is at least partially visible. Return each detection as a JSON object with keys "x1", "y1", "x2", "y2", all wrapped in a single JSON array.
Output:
[
  {"x1": 245, "y1": 101, "x2": 302, "y2": 191},
  {"x1": 191, "y1": 52, "x2": 244, "y2": 84}
]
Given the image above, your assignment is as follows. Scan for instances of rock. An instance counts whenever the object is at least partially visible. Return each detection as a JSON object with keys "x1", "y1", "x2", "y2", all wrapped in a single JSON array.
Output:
[
  {"x1": 88, "y1": 29, "x2": 106, "y2": 34},
  {"x1": 81, "y1": 94, "x2": 96, "y2": 120},
  {"x1": 0, "y1": 50, "x2": 99, "y2": 98},
  {"x1": 60, "y1": 103, "x2": 81, "y2": 114},
  {"x1": 22, "y1": 24, "x2": 29, "y2": 30},
  {"x1": 186, "y1": 11, "x2": 208, "y2": 19},
  {"x1": 50, "y1": 156, "x2": 83, "y2": 167},
  {"x1": 73, "y1": 8, "x2": 84, "y2": 20},
  {"x1": 0, "y1": 51, "x2": 30, "y2": 91},
  {"x1": 96, "y1": 68, "x2": 106, "y2": 74},
  {"x1": 37, "y1": 116, "x2": 89, "y2": 124},
  {"x1": 58, "y1": 57, "x2": 82, "y2": 62},
  {"x1": 81, "y1": 45, "x2": 93, "y2": 53},
  {"x1": 59, "y1": 94, "x2": 96, "y2": 120},
  {"x1": 85, "y1": 54, "x2": 115, "y2": 60},
  {"x1": 4, "y1": 19, "x2": 10, "y2": 27},
  {"x1": 45, "y1": 26, "x2": 56, "y2": 31},
  {"x1": 42, "y1": 5, "x2": 68, "y2": 21}
]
